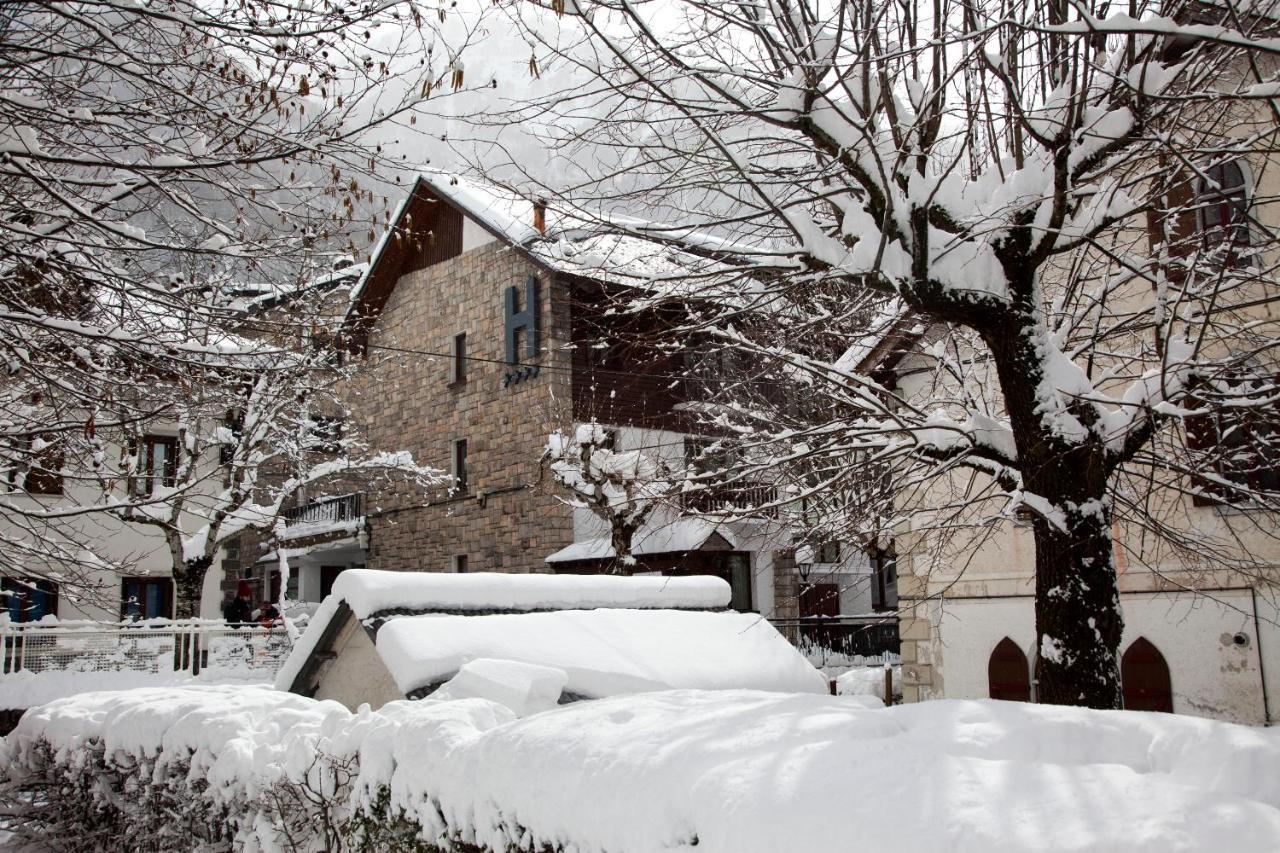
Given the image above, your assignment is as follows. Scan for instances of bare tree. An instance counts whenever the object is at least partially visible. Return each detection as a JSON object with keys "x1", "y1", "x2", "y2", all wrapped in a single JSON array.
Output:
[
  {"x1": 0, "y1": 0, "x2": 487, "y2": 609},
  {"x1": 544, "y1": 422, "x2": 674, "y2": 571},
  {"x1": 473, "y1": 0, "x2": 1280, "y2": 707}
]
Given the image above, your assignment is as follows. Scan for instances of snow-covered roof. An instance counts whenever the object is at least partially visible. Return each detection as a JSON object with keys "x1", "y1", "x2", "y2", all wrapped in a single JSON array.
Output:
[
  {"x1": 545, "y1": 518, "x2": 733, "y2": 563},
  {"x1": 415, "y1": 171, "x2": 739, "y2": 290},
  {"x1": 274, "y1": 570, "x2": 733, "y2": 693},
  {"x1": 333, "y1": 568, "x2": 730, "y2": 619},
  {"x1": 832, "y1": 298, "x2": 923, "y2": 374},
  {"x1": 376, "y1": 608, "x2": 827, "y2": 698}
]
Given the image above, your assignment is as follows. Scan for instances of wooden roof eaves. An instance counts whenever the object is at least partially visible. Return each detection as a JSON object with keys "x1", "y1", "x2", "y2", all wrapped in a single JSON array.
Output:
[
  {"x1": 856, "y1": 314, "x2": 925, "y2": 378},
  {"x1": 285, "y1": 600, "x2": 354, "y2": 697},
  {"x1": 343, "y1": 176, "x2": 581, "y2": 349}
]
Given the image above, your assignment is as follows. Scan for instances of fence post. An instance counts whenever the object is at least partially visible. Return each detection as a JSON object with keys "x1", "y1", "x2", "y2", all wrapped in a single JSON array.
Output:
[{"x1": 883, "y1": 664, "x2": 893, "y2": 707}]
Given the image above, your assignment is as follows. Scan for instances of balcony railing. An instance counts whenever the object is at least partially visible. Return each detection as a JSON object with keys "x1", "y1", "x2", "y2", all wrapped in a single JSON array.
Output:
[
  {"x1": 772, "y1": 615, "x2": 901, "y2": 659},
  {"x1": 680, "y1": 482, "x2": 779, "y2": 517},
  {"x1": 0, "y1": 619, "x2": 292, "y2": 678},
  {"x1": 282, "y1": 492, "x2": 363, "y2": 531}
]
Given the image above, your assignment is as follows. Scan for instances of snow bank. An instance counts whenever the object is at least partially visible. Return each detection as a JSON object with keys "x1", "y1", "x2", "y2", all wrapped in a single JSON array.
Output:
[
  {"x1": 376, "y1": 609, "x2": 828, "y2": 698},
  {"x1": 5, "y1": 688, "x2": 1280, "y2": 852},
  {"x1": 431, "y1": 658, "x2": 568, "y2": 718},
  {"x1": 835, "y1": 664, "x2": 901, "y2": 701},
  {"x1": 0, "y1": 669, "x2": 271, "y2": 710},
  {"x1": 331, "y1": 569, "x2": 730, "y2": 618}
]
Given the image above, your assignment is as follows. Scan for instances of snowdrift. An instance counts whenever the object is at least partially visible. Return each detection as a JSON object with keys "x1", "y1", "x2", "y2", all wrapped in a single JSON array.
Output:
[{"x1": 4, "y1": 686, "x2": 1280, "y2": 852}]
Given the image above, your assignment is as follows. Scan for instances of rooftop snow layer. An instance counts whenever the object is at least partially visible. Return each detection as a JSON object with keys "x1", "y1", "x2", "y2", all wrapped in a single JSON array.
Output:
[
  {"x1": 273, "y1": 571, "x2": 733, "y2": 693},
  {"x1": 545, "y1": 518, "x2": 733, "y2": 563},
  {"x1": 376, "y1": 608, "x2": 827, "y2": 698},
  {"x1": 332, "y1": 569, "x2": 730, "y2": 619}
]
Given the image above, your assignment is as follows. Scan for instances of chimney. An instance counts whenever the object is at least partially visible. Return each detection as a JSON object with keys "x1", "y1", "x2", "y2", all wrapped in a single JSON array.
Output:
[{"x1": 533, "y1": 198, "x2": 547, "y2": 235}]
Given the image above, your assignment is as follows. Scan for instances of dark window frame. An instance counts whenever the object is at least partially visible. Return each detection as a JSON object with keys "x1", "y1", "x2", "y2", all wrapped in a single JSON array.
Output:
[
  {"x1": 1185, "y1": 371, "x2": 1280, "y2": 507},
  {"x1": 120, "y1": 576, "x2": 174, "y2": 621},
  {"x1": 451, "y1": 332, "x2": 467, "y2": 385},
  {"x1": 136, "y1": 434, "x2": 178, "y2": 496},
  {"x1": 452, "y1": 438, "x2": 468, "y2": 493},
  {"x1": 1195, "y1": 160, "x2": 1251, "y2": 254},
  {"x1": 306, "y1": 415, "x2": 344, "y2": 454},
  {"x1": 2, "y1": 577, "x2": 58, "y2": 623}
]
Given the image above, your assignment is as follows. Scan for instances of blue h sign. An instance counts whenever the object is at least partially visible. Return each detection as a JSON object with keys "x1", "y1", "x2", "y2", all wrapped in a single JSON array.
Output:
[{"x1": 504, "y1": 276, "x2": 540, "y2": 365}]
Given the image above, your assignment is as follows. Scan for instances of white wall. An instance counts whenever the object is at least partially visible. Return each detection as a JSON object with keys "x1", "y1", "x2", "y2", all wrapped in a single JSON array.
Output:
[{"x1": 927, "y1": 590, "x2": 1277, "y2": 725}]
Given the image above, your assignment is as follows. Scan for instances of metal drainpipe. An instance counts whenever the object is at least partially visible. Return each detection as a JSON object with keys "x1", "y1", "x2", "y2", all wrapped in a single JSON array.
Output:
[{"x1": 1252, "y1": 587, "x2": 1272, "y2": 725}]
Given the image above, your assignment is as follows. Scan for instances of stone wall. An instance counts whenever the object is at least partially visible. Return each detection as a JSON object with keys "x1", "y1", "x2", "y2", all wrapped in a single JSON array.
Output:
[{"x1": 347, "y1": 242, "x2": 576, "y2": 573}]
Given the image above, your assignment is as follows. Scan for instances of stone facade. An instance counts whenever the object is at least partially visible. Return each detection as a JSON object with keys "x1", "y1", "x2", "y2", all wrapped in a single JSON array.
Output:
[{"x1": 348, "y1": 241, "x2": 576, "y2": 573}]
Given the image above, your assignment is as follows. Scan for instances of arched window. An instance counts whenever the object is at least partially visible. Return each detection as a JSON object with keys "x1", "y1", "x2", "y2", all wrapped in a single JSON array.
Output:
[
  {"x1": 1121, "y1": 637, "x2": 1173, "y2": 713},
  {"x1": 988, "y1": 637, "x2": 1031, "y2": 702},
  {"x1": 1195, "y1": 160, "x2": 1250, "y2": 252}
]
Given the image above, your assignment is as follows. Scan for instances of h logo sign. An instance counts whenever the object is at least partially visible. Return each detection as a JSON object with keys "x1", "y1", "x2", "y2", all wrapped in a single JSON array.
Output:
[{"x1": 504, "y1": 275, "x2": 540, "y2": 365}]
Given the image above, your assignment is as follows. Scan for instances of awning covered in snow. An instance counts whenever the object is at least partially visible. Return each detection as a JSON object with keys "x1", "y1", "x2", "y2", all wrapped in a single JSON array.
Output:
[{"x1": 544, "y1": 518, "x2": 735, "y2": 563}]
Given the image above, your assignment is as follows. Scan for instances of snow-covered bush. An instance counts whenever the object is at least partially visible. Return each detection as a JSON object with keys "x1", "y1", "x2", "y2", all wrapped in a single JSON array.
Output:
[{"x1": 5, "y1": 686, "x2": 1280, "y2": 852}]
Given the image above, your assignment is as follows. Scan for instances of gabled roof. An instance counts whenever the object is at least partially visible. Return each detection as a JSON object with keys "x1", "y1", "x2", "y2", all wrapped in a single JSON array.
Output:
[{"x1": 341, "y1": 172, "x2": 742, "y2": 349}]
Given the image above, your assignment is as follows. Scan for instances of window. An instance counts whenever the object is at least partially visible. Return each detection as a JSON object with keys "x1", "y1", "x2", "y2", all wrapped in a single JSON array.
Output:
[
  {"x1": 452, "y1": 438, "x2": 468, "y2": 492},
  {"x1": 452, "y1": 332, "x2": 467, "y2": 384},
  {"x1": 319, "y1": 566, "x2": 346, "y2": 600},
  {"x1": 306, "y1": 416, "x2": 344, "y2": 453},
  {"x1": 869, "y1": 549, "x2": 898, "y2": 612},
  {"x1": 1186, "y1": 372, "x2": 1280, "y2": 506},
  {"x1": 219, "y1": 409, "x2": 244, "y2": 472},
  {"x1": 453, "y1": 554, "x2": 469, "y2": 574},
  {"x1": 684, "y1": 437, "x2": 738, "y2": 475},
  {"x1": 136, "y1": 435, "x2": 177, "y2": 495},
  {"x1": 1196, "y1": 160, "x2": 1250, "y2": 254},
  {"x1": 120, "y1": 577, "x2": 173, "y2": 621},
  {"x1": 2, "y1": 577, "x2": 57, "y2": 623},
  {"x1": 817, "y1": 541, "x2": 841, "y2": 564},
  {"x1": 799, "y1": 582, "x2": 840, "y2": 618},
  {"x1": 988, "y1": 637, "x2": 1031, "y2": 702},
  {"x1": 8, "y1": 434, "x2": 64, "y2": 496}
]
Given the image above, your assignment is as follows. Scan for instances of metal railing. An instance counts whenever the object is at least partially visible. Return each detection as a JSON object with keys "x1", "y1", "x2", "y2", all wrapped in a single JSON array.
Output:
[
  {"x1": 0, "y1": 619, "x2": 292, "y2": 678},
  {"x1": 681, "y1": 483, "x2": 779, "y2": 517},
  {"x1": 282, "y1": 492, "x2": 363, "y2": 530},
  {"x1": 772, "y1": 615, "x2": 901, "y2": 659}
]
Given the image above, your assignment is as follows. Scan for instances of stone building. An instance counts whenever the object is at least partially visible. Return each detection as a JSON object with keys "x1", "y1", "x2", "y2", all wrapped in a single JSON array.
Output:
[{"x1": 270, "y1": 173, "x2": 896, "y2": 633}]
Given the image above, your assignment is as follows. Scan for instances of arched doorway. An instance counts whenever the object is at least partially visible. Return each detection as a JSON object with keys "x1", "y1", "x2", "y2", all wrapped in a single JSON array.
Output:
[
  {"x1": 1121, "y1": 638, "x2": 1173, "y2": 712},
  {"x1": 988, "y1": 637, "x2": 1031, "y2": 702}
]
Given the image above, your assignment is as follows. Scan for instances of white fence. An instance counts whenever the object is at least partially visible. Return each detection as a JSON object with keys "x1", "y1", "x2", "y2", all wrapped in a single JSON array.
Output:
[{"x1": 0, "y1": 620, "x2": 292, "y2": 679}]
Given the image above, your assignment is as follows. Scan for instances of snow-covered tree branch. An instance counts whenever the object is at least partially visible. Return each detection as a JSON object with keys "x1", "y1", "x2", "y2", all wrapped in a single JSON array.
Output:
[{"x1": 476, "y1": 0, "x2": 1280, "y2": 707}]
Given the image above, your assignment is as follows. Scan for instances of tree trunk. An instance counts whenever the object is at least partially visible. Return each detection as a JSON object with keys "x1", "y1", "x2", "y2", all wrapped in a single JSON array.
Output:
[
  {"x1": 982, "y1": 305, "x2": 1125, "y2": 709},
  {"x1": 175, "y1": 555, "x2": 212, "y2": 619},
  {"x1": 609, "y1": 521, "x2": 637, "y2": 575},
  {"x1": 1031, "y1": 501, "x2": 1124, "y2": 708}
]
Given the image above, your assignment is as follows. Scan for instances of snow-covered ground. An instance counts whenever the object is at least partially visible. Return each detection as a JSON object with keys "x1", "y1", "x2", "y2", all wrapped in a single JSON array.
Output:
[
  {"x1": 5, "y1": 685, "x2": 1279, "y2": 852},
  {"x1": 0, "y1": 669, "x2": 270, "y2": 711}
]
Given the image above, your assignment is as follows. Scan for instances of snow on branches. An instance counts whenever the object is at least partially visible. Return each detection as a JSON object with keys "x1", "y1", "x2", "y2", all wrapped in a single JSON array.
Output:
[{"x1": 544, "y1": 423, "x2": 673, "y2": 569}]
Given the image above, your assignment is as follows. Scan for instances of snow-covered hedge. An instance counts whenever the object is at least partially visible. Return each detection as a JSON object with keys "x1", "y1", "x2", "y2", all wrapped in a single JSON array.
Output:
[{"x1": 4, "y1": 686, "x2": 1280, "y2": 852}]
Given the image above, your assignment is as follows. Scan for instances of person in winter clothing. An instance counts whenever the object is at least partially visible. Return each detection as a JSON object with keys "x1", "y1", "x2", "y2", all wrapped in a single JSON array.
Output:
[
  {"x1": 257, "y1": 600, "x2": 280, "y2": 627},
  {"x1": 223, "y1": 580, "x2": 254, "y2": 625}
]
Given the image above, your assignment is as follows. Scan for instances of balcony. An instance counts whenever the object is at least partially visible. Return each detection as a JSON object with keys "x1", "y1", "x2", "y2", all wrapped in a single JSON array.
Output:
[
  {"x1": 680, "y1": 482, "x2": 778, "y2": 517},
  {"x1": 281, "y1": 493, "x2": 363, "y2": 539},
  {"x1": 773, "y1": 615, "x2": 901, "y2": 660}
]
